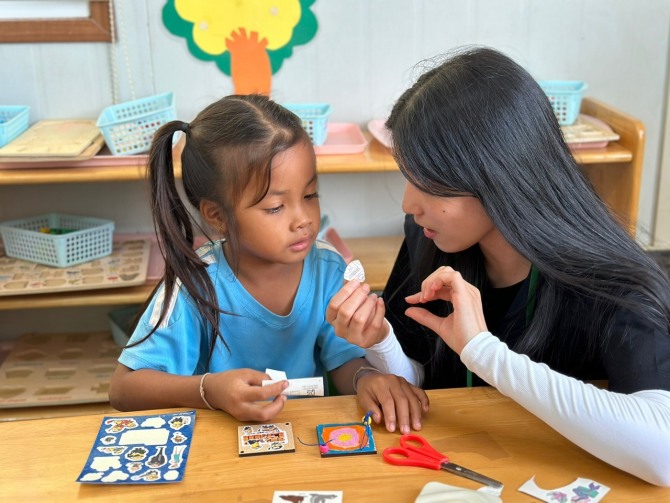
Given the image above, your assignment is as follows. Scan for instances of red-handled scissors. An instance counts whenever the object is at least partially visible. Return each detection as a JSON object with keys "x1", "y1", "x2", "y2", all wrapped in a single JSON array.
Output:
[{"x1": 383, "y1": 434, "x2": 503, "y2": 491}]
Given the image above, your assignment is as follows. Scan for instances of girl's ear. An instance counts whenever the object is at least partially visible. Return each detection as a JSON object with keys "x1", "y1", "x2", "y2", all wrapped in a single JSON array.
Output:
[{"x1": 200, "y1": 199, "x2": 227, "y2": 235}]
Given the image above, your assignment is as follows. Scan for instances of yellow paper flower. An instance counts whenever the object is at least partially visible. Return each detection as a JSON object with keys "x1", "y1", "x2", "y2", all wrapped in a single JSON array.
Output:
[{"x1": 175, "y1": 0, "x2": 302, "y2": 55}]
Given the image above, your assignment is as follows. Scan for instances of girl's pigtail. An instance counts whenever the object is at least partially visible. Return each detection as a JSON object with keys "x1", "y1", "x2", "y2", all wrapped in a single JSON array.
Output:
[
  {"x1": 149, "y1": 123, "x2": 198, "y2": 275},
  {"x1": 145, "y1": 122, "x2": 227, "y2": 362}
]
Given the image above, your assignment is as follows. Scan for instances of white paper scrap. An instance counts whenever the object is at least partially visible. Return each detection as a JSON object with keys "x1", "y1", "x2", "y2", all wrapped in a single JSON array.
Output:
[
  {"x1": 263, "y1": 368, "x2": 324, "y2": 397},
  {"x1": 344, "y1": 259, "x2": 366, "y2": 282}
]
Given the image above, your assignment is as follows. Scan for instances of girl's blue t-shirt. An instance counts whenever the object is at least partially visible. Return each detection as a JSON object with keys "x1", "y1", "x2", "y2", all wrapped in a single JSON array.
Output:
[{"x1": 118, "y1": 240, "x2": 365, "y2": 379}]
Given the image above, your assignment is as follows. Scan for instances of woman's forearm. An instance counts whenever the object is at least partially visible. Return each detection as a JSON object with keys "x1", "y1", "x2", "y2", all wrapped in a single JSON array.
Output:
[
  {"x1": 363, "y1": 322, "x2": 425, "y2": 386},
  {"x1": 461, "y1": 332, "x2": 670, "y2": 486}
]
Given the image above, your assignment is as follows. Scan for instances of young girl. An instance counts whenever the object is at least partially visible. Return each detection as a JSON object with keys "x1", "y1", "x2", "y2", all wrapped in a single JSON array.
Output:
[
  {"x1": 108, "y1": 94, "x2": 403, "y2": 422},
  {"x1": 327, "y1": 47, "x2": 670, "y2": 485}
]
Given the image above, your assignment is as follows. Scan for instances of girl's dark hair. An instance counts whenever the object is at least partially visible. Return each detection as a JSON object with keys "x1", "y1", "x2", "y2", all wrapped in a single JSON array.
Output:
[
  {"x1": 135, "y1": 94, "x2": 309, "y2": 365},
  {"x1": 386, "y1": 46, "x2": 670, "y2": 370}
]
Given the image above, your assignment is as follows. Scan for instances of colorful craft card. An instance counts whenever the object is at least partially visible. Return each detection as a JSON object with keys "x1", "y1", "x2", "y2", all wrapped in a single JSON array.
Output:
[
  {"x1": 272, "y1": 490, "x2": 344, "y2": 502},
  {"x1": 316, "y1": 421, "x2": 376, "y2": 457},
  {"x1": 77, "y1": 410, "x2": 195, "y2": 484},
  {"x1": 519, "y1": 476, "x2": 610, "y2": 502},
  {"x1": 238, "y1": 422, "x2": 296, "y2": 456}
]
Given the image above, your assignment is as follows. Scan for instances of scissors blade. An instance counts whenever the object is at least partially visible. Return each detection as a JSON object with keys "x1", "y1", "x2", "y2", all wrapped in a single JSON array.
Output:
[{"x1": 441, "y1": 462, "x2": 504, "y2": 490}]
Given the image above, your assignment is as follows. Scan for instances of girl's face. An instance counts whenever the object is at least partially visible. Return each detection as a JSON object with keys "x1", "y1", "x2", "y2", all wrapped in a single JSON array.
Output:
[
  {"x1": 401, "y1": 182, "x2": 496, "y2": 253},
  {"x1": 234, "y1": 141, "x2": 320, "y2": 267}
]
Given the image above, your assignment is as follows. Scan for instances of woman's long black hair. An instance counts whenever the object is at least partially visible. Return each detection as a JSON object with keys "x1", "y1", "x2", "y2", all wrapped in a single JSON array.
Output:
[
  {"x1": 385, "y1": 46, "x2": 670, "y2": 374},
  {"x1": 132, "y1": 94, "x2": 308, "y2": 366}
]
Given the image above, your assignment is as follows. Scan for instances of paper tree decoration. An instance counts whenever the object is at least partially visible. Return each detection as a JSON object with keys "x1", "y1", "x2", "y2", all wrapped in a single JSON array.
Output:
[{"x1": 163, "y1": 0, "x2": 318, "y2": 95}]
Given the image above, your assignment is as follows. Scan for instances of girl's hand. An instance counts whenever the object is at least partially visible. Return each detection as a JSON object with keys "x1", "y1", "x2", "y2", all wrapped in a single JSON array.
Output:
[
  {"x1": 205, "y1": 369, "x2": 289, "y2": 422},
  {"x1": 326, "y1": 280, "x2": 389, "y2": 348},
  {"x1": 405, "y1": 266, "x2": 487, "y2": 355},
  {"x1": 356, "y1": 372, "x2": 430, "y2": 434}
]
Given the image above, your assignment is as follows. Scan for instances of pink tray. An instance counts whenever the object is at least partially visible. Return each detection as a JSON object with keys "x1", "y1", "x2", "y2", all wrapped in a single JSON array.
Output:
[
  {"x1": 563, "y1": 114, "x2": 620, "y2": 150},
  {"x1": 314, "y1": 123, "x2": 367, "y2": 155},
  {"x1": 367, "y1": 118, "x2": 392, "y2": 149}
]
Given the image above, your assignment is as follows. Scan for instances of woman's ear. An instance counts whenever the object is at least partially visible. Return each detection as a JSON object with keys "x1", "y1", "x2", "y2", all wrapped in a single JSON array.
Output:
[{"x1": 200, "y1": 199, "x2": 227, "y2": 235}]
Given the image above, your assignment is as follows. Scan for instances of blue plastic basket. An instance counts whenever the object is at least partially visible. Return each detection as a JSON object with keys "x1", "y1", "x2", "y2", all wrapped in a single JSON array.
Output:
[
  {"x1": 538, "y1": 81, "x2": 588, "y2": 126},
  {"x1": 96, "y1": 92, "x2": 176, "y2": 155},
  {"x1": 0, "y1": 213, "x2": 115, "y2": 268},
  {"x1": 284, "y1": 103, "x2": 331, "y2": 146},
  {"x1": 0, "y1": 106, "x2": 30, "y2": 148}
]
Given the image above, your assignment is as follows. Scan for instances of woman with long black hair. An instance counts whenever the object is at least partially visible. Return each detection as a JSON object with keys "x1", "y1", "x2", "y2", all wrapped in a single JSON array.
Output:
[{"x1": 328, "y1": 46, "x2": 670, "y2": 485}]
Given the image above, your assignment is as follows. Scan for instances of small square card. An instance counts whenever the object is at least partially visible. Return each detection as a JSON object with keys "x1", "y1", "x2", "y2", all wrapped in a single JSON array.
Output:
[
  {"x1": 316, "y1": 422, "x2": 376, "y2": 457},
  {"x1": 238, "y1": 422, "x2": 296, "y2": 456},
  {"x1": 272, "y1": 490, "x2": 343, "y2": 502},
  {"x1": 77, "y1": 410, "x2": 195, "y2": 484}
]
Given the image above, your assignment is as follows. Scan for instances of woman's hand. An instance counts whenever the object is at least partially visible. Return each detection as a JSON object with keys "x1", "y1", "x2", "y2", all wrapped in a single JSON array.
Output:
[
  {"x1": 405, "y1": 266, "x2": 487, "y2": 355},
  {"x1": 206, "y1": 369, "x2": 289, "y2": 422},
  {"x1": 356, "y1": 372, "x2": 430, "y2": 434},
  {"x1": 326, "y1": 280, "x2": 389, "y2": 348}
]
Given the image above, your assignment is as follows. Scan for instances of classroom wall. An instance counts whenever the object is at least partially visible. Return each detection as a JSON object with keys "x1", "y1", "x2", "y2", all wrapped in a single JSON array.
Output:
[{"x1": 1, "y1": 0, "x2": 669, "y2": 338}]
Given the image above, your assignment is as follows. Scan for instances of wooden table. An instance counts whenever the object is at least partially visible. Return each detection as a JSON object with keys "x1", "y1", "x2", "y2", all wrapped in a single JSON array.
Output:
[{"x1": 0, "y1": 387, "x2": 665, "y2": 501}]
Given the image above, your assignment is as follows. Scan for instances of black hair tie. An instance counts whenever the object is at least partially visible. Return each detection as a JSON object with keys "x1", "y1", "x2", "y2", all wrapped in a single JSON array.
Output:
[{"x1": 180, "y1": 121, "x2": 190, "y2": 134}]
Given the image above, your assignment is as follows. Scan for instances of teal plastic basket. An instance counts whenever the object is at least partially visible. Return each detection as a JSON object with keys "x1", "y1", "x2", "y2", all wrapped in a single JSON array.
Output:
[
  {"x1": 538, "y1": 81, "x2": 588, "y2": 126},
  {"x1": 0, "y1": 106, "x2": 30, "y2": 148},
  {"x1": 0, "y1": 213, "x2": 114, "y2": 268},
  {"x1": 284, "y1": 103, "x2": 331, "y2": 146},
  {"x1": 96, "y1": 92, "x2": 176, "y2": 155}
]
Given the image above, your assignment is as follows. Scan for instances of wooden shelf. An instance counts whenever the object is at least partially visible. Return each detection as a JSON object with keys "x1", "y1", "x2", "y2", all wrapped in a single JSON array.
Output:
[
  {"x1": 0, "y1": 284, "x2": 156, "y2": 311},
  {"x1": 0, "y1": 134, "x2": 397, "y2": 185},
  {"x1": 0, "y1": 119, "x2": 637, "y2": 185}
]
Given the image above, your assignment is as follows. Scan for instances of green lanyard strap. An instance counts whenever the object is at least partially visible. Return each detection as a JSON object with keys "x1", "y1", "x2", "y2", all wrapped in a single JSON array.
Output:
[{"x1": 466, "y1": 265, "x2": 538, "y2": 387}]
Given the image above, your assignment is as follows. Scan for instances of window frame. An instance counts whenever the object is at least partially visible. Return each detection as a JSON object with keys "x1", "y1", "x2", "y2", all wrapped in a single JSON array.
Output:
[{"x1": 0, "y1": 1, "x2": 112, "y2": 43}]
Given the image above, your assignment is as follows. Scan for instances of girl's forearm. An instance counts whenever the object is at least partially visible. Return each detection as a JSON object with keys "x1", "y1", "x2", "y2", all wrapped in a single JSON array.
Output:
[
  {"x1": 109, "y1": 366, "x2": 206, "y2": 411},
  {"x1": 329, "y1": 358, "x2": 369, "y2": 395}
]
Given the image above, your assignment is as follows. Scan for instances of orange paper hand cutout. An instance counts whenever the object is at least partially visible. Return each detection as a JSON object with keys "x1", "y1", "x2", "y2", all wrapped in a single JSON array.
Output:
[{"x1": 226, "y1": 28, "x2": 272, "y2": 96}]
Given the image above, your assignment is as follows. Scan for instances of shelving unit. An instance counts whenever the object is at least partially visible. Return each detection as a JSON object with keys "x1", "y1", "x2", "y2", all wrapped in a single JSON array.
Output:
[
  {"x1": 0, "y1": 97, "x2": 644, "y2": 310},
  {"x1": 0, "y1": 98, "x2": 646, "y2": 420},
  {"x1": 0, "y1": 98, "x2": 644, "y2": 311}
]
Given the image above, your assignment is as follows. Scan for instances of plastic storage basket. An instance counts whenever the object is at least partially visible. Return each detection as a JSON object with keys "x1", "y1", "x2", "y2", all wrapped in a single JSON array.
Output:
[
  {"x1": 0, "y1": 105, "x2": 30, "y2": 148},
  {"x1": 0, "y1": 213, "x2": 115, "y2": 268},
  {"x1": 538, "y1": 81, "x2": 588, "y2": 126},
  {"x1": 96, "y1": 92, "x2": 176, "y2": 155},
  {"x1": 284, "y1": 103, "x2": 331, "y2": 146}
]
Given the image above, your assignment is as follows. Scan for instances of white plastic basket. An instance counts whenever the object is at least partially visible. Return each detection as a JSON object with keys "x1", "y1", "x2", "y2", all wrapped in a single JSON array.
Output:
[
  {"x1": 96, "y1": 92, "x2": 176, "y2": 155},
  {"x1": 0, "y1": 213, "x2": 114, "y2": 268}
]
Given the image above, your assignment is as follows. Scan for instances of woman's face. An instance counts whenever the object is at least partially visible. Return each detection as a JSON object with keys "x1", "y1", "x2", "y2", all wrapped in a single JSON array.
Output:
[{"x1": 401, "y1": 182, "x2": 497, "y2": 253}]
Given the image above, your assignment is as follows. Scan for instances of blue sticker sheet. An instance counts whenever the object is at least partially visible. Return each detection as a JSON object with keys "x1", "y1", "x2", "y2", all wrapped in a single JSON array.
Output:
[{"x1": 77, "y1": 410, "x2": 196, "y2": 484}]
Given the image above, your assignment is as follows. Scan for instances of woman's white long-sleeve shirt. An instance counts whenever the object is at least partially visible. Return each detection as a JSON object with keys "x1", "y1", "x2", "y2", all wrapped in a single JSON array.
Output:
[{"x1": 365, "y1": 327, "x2": 670, "y2": 486}]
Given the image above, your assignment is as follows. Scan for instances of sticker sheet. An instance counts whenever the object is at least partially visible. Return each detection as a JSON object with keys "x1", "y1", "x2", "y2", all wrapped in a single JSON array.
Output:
[
  {"x1": 316, "y1": 421, "x2": 376, "y2": 457},
  {"x1": 77, "y1": 410, "x2": 196, "y2": 484},
  {"x1": 238, "y1": 422, "x2": 296, "y2": 456}
]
